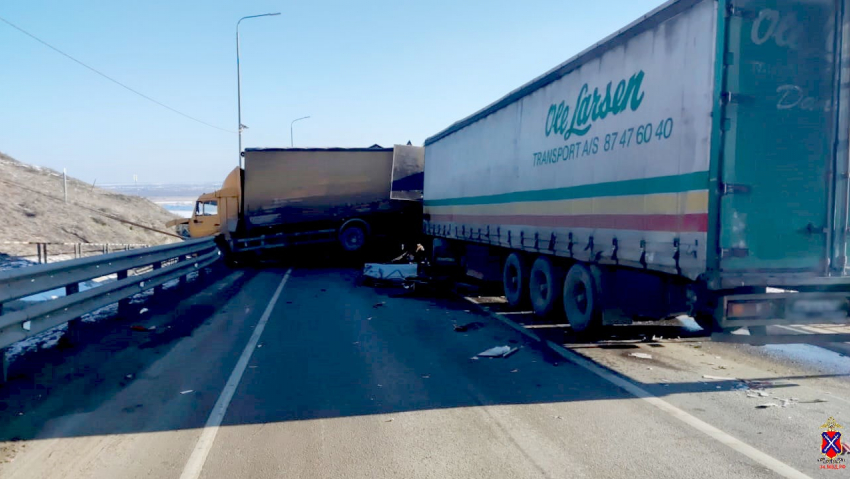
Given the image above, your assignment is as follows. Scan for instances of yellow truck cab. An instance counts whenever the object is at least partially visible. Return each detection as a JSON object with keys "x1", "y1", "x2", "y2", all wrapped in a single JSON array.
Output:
[{"x1": 187, "y1": 166, "x2": 241, "y2": 239}]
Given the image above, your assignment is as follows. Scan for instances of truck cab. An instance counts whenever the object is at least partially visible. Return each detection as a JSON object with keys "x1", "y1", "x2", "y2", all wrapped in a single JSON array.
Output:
[{"x1": 187, "y1": 167, "x2": 241, "y2": 239}]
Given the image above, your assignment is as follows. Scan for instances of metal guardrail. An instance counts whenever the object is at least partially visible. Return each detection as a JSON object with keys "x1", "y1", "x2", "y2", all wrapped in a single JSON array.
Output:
[
  {"x1": 0, "y1": 238, "x2": 220, "y2": 362},
  {"x1": 2, "y1": 241, "x2": 151, "y2": 264}
]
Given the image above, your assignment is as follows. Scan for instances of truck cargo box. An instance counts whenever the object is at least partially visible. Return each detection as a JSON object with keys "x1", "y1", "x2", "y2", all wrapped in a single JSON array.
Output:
[{"x1": 243, "y1": 147, "x2": 405, "y2": 234}]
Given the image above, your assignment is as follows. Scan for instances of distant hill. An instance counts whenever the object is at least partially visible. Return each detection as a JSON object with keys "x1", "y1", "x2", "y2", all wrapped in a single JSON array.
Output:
[{"x1": 0, "y1": 151, "x2": 179, "y2": 259}]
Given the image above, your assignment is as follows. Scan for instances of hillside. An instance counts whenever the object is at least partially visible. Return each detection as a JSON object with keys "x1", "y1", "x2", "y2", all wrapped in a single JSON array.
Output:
[{"x1": 0, "y1": 151, "x2": 179, "y2": 259}]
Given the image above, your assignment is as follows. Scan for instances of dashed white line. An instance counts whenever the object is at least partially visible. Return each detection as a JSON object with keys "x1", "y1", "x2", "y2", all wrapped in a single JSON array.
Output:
[{"x1": 180, "y1": 269, "x2": 292, "y2": 479}]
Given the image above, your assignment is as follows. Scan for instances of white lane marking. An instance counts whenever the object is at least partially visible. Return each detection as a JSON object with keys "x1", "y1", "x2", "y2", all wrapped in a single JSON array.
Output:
[
  {"x1": 481, "y1": 306, "x2": 813, "y2": 479},
  {"x1": 180, "y1": 269, "x2": 292, "y2": 479}
]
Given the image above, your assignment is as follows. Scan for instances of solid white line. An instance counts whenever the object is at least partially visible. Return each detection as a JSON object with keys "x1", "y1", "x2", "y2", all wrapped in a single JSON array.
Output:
[
  {"x1": 482, "y1": 306, "x2": 812, "y2": 479},
  {"x1": 179, "y1": 269, "x2": 292, "y2": 479}
]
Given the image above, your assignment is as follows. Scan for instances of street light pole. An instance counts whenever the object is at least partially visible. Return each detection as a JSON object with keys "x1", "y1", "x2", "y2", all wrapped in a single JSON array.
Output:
[
  {"x1": 237, "y1": 12, "x2": 280, "y2": 169},
  {"x1": 290, "y1": 116, "x2": 311, "y2": 147}
]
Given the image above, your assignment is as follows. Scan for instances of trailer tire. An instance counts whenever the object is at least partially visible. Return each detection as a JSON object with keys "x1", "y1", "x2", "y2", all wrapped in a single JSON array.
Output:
[
  {"x1": 339, "y1": 221, "x2": 368, "y2": 252},
  {"x1": 562, "y1": 263, "x2": 600, "y2": 333},
  {"x1": 503, "y1": 253, "x2": 529, "y2": 308},
  {"x1": 529, "y1": 256, "x2": 564, "y2": 317}
]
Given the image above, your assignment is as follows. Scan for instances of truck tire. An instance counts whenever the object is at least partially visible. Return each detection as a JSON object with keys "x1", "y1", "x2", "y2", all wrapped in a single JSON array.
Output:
[
  {"x1": 339, "y1": 222, "x2": 368, "y2": 252},
  {"x1": 562, "y1": 263, "x2": 600, "y2": 333},
  {"x1": 503, "y1": 253, "x2": 529, "y2": 308},
  {"x1": 528, "y1": 256, "x2": 564, "y2": 317}
]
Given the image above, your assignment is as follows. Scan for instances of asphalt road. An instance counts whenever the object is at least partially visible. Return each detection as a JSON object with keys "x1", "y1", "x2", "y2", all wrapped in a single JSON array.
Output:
[{"x1": 0, "y1": 266, "x2": 847, "y2": 478}]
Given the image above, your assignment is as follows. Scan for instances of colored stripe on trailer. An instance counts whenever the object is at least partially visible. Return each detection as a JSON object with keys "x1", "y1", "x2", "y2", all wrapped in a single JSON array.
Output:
[
  {"x1": 427, "y1": 213, "x2": 709, "y2": 233},
  {"x1": 425, "y1": 191, "x2": 708, "y2": 217},
  {"x1": 423, "y1": 172, "x2": 708, "y2": 207}
]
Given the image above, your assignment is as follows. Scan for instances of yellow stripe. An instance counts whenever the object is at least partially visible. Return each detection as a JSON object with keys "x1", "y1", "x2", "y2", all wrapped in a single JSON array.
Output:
[{"x1": 425, "y1": 191, "x2": 708, "y2": 216}]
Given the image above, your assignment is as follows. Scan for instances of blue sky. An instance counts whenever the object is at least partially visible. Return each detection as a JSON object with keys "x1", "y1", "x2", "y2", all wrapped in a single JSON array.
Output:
[{"x1": 1, "y1": 0, "x2": 664, "y2": 185}]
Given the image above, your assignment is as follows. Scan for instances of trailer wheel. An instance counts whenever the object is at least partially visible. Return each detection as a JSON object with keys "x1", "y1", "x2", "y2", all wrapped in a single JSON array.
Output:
[
  {"x1": 339, "y1": 222, "x2": 368, "y2": 252},
  {"x1": 562, "y1": 264, "x2": 600, "y2": 333},
  {"x1": 529, "y1": 256, "x2": 564, "y2": 317},
  {"x1": 503, "y1": 253, "x2": 529, "y2": 308}
]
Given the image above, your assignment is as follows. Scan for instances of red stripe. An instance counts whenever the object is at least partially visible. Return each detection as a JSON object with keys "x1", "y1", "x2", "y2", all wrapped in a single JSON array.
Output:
[{"x1": 428, "y1": 213, "x2": 708, "y2": 232}]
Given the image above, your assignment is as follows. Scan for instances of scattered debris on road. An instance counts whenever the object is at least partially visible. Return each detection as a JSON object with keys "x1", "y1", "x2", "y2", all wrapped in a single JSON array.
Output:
[
  {"x1": 454, "y1": 322, "x2": 484, "y2": 332},
  {"x1": 476, "y1": 345, "x2": 519, "y2": 358},
  {"x1": 363, "y1": 263, "x2": 418, "y2": 283},
  {"x1": 125, "y1": 374, "x2": 134, "y2": 379},
  {"x1": 139, "y1": 308, "x2": 149, "y2": 314},
  {"x1": 180, "y1": 390, "x2": 193, "y2": 395},
  {"x1": 384, "y1": 418, "x2": 394, "y2": 422},
  {"x1": 629, "y1": 352, "x2": 653, "y2": 360},
  {"x1": 747, "y1": 390, "x2": 771, "y2": 398},
  {"x1": 756, "y1": 403, "x2": 779, "y2": 409}
]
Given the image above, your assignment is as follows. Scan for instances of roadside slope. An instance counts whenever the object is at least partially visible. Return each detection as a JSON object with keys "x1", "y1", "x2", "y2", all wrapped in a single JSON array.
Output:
[{"x1": 0, "y1": 151, "x2": 178, "y2": 258}]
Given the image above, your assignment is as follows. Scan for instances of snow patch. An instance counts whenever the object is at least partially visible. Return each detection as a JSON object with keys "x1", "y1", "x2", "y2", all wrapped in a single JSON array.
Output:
[
  {"x1": 762, "y1": 344, "x2": 850, "y2": 374},
  {"x1": 5, "y1": 324, "x2": 68, "y2": 362},
  {"x1": 676, "y1": 315, "x2": 704, "y2": 333}
]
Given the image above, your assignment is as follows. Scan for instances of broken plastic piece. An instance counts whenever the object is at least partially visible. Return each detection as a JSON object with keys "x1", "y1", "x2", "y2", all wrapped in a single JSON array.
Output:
[
  {"x1": 628, "y1": 352, "x2": 652, "y2": 360},
  {"x1": 477, "y1": 345, "x2": 517, "y2": 358}
]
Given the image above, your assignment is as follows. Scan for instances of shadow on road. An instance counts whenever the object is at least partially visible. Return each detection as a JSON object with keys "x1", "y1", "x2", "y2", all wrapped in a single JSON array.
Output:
[{"x1": 0, "y1": 263, "x2": 843, "y2": 444}]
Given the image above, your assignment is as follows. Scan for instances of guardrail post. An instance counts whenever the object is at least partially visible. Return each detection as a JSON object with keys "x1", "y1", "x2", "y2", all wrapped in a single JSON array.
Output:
[
  {"x1": 117, "y1": 270, "x2": 131, "y2": 316},
  {"x1": 153, "y1": 261, "x2": 164, "y2": 295},
  {"x1": 65, "y1": 283, "x2": 83, "y2": 345},
  {"x1": 1, "y1": 348, "x2": 8, "y2": 384}
]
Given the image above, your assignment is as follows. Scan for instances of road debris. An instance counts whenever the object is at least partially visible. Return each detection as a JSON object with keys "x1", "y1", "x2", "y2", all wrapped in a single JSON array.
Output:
[
  {"x1": 628, "y1": 352, "x2": 653, "y2": 360},
  {"x1": 125, "y1": 374, "x2": 134, "y2": 379},
  {"x1": 473, "y1": 345, "x2": 519, "y2": 358},
  {"x1": 454, "y1": 322, "x2": 484, "y2": 332},
  {"x1": 746, "y1": 390, "x2": 771, "y2": 398},
  {"x1": 756, "y1": 403, "x2": 779, "y2": 409},
  {"x1": 384, "y1": 418, "x2": 394, "y2": 422},
  {"x1": 139, "y1": 308, "x2": 149, "y2": 314},
  {"x1": 180, "y1": 390, "x2": 194, "y2": 395},
  {"x1": 130, "y1": 325, "x2": 155, "y2": 332},
  {"x1": 510, "y1": 369, "x2": 519, "y2": 373},
  {"x1": 363, "y1": 263, "x2": 418, "y2": 283},
  {"x1": 702, "y1": 375, "x2": 736, "y2": 381}
]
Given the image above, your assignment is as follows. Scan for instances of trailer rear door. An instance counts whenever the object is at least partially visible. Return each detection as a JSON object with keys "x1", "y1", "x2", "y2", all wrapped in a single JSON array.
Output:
[{"x1": 718, "y1": 0, "x2": 840, "y2": 275}]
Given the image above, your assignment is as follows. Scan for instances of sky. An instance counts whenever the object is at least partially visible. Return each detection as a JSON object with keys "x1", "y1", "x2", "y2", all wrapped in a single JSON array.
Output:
[{"x1": 1, "y1": 0, "x2": 665, "y2": 185}]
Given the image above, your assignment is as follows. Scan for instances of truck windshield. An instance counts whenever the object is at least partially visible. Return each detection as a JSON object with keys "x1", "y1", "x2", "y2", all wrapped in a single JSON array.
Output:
[{"x1": 195, "y1": 200, "x2": 218, "y2": 216}]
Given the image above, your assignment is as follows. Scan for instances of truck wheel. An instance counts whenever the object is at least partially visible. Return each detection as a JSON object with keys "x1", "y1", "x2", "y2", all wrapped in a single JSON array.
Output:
[
  {"x1": 339, "y1": 223, "x2": 368, "y2": 252},
  {"x1": 562, "y1": 264, "x2": 600, "y2": 333},
  {"x1": 503, "y1": 253, "x2": 529, "y2": 308},
  {"x1": 529, "y1": 256, "x2": 564, "y2": 317}
]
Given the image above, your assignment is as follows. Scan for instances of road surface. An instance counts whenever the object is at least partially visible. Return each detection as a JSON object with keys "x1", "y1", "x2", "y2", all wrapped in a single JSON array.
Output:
[{"x1": 0, "y1": 266, "x2": 848, "y2": 478}]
